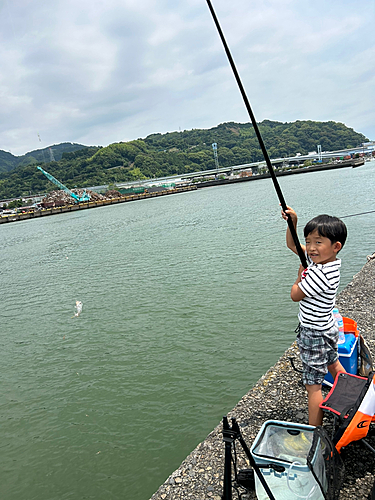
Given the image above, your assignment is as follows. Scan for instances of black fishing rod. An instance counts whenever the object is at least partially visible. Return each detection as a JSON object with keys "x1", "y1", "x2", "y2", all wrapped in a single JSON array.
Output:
[{"x1": 205, "y1": 0, "x2": 307, "y2": 269}]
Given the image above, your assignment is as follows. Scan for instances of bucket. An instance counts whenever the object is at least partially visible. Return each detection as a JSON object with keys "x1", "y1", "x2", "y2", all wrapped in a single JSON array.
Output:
[
  {"x1": 250, "y1": 421, "x2": 325, "y2": 500},
  {"x1": 342, "y1": 317, "x2": 359, "y2": 336}
]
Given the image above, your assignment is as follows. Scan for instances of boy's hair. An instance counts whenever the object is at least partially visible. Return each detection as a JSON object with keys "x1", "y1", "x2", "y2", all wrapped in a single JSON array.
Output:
[{"x1": 304, "y1": 214, "x2": 347, "y2": 248}]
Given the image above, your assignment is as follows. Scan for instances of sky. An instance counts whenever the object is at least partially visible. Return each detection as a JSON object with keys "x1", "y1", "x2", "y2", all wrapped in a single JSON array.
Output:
[{"x1": 1, "y1": 0, "x2": 374, "y2": 156}]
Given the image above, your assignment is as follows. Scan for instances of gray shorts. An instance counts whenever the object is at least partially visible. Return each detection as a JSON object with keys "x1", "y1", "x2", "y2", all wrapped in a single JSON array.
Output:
[{"x1": 296, "y1": 324, "x2": 339, "y2": 385}]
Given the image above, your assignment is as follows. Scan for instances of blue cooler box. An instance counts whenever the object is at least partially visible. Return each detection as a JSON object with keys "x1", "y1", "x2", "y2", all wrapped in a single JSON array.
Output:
[{"x1": 323, "y1": 333, "x2": 358, "y2": 387}]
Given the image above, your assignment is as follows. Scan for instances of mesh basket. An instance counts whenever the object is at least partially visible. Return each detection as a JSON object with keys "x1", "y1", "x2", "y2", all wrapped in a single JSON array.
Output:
[
  {"x1": 250, "y1": 421, "x2": 344, "y2": 500},
  {"x1": 307, "y1": 427, "x2": 345, "y2": 500}
]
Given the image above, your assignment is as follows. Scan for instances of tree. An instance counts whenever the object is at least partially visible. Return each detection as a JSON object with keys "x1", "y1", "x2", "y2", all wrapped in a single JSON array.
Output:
[
  {"x1": 0, "y1": 120, "x2": 368, "y2": 199},
  {"x1": 128, "y1": 167, "x2": 146, "y2": 181},
  {"x1": 7, "y1": 199, "x2": 23, "y2": 208}
]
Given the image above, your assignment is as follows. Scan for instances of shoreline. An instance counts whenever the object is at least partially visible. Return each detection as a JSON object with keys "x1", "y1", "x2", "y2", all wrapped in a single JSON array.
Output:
[
  {"x1": 0, "y1": 158, "x2": 365, "y2": 224},
  {"x1": 150, "y1": 256, "x2": 375, "y2": 500},
  {"x1": 195, "y1": 157, "x2": 365, "y2": 189},
  {"x1": 0, "y1": 185, "x2": 197, "y2": 224}
]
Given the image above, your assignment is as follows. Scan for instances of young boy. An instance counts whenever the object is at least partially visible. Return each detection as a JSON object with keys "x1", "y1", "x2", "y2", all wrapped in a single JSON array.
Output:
[{"x1": 282, "y1": 206, "x2": 348, "y2": 426}]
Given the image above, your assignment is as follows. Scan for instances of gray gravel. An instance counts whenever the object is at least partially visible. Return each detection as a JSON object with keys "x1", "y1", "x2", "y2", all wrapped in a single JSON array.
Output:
[{"x1": 150, "y1": 256, "x2": 375, "y2": 500}]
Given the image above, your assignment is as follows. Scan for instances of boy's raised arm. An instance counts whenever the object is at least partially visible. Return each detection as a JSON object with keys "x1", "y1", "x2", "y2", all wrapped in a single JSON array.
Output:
[
  {"x1": 281, "y1": 206, "x2": 306, "y2": 256},
  {"x1": 291, "y1": 264, "x2": 307, "y2": 302}
]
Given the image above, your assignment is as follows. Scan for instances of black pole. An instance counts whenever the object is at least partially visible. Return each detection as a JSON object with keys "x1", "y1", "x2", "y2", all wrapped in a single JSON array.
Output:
[
  {"x1": 231, "y1": 419, "x2": 277, "y2": 500},
  {"x1": 205, "y1": 0, "x2": 307, "y2": 269},
  {"x1": 222, "y1": 416, "x2": 233, "y2": 500},
  {"x1": 222, "y1": 417, "x2": 277, "y2": 500}
]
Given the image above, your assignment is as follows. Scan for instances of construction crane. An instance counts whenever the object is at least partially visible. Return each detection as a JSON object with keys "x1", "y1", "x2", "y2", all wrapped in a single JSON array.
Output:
[{"x1": 37, "y1": 166, "x2": 91, "y2": 203}]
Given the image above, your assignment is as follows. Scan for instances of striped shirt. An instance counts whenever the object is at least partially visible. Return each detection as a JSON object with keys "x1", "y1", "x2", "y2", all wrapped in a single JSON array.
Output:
[{"x1": 298, "y1": 255, "x2": 341, "y2": 330}]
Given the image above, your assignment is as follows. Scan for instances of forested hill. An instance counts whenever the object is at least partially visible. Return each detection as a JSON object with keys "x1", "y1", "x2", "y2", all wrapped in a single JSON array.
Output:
[
  {"x1": 0, "y1": 120, "x2": 368, "y2": 199},
  {"x1": 0, "y1": 142, "x2": 87, "y2": 174}
]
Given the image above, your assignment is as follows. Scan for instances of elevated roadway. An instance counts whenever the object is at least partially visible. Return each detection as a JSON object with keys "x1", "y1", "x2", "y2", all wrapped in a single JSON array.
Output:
[{"x1": 100, "y1": 143, "x2": 373, "y2": 191}]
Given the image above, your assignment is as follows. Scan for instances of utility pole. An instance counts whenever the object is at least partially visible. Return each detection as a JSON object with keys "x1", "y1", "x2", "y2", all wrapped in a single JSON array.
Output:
[
  {"x1": 317, "y1": 144, "x2": 322, "y2": 163},
  {"x1": 212, "y1": 143, "x2": 219, "y2": 175},
  {"x1": 37, "y1": 133, "x2": 47, "y2": 163},
  {"x1": 49, "y1": 148, "x2": 55, "y2": 162}
]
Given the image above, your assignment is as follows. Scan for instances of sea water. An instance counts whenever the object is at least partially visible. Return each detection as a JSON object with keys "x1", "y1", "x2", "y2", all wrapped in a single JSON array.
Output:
[{"x1": 1, "y1": 162, "x2": 374, "y2": 499}]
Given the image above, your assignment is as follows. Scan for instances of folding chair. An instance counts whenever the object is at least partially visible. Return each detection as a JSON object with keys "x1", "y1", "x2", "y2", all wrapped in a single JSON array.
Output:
[{"x1": 320, "y1": 371, "x2": 375, "y2": 453}]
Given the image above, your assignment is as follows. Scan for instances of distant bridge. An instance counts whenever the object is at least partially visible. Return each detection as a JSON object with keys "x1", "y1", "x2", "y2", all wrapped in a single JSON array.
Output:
[{"x1": 88, "y1": 143, "x2": 374, "y2": 192}]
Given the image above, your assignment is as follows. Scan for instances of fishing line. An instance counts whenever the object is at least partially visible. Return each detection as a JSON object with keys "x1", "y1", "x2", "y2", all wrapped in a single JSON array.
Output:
[
  {"x1": 205, "y1": 0, "x2": 307, "y2": 268},
  {"x1": 339, "y1": 209, "x2": 375, "y2": 219},
  {"x1": 264, "y1": 210, "x2": 375, "y2": 241}
]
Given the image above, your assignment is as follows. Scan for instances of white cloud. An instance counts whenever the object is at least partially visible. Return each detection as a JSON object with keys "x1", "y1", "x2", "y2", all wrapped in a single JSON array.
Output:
[{"x1": 0, "y1": 0, "x2": 374, "y2": 156}]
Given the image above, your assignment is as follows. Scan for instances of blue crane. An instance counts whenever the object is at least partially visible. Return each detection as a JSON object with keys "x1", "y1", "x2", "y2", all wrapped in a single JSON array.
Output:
[{"x1": 37, "y1": 166, "x2": 91, "y2": 203}]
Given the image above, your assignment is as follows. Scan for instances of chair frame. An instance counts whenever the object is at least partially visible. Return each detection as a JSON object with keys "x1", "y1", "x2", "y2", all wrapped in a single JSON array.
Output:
[{"x1": 320, "y1": 371, "x2": 375, "y2": 454}]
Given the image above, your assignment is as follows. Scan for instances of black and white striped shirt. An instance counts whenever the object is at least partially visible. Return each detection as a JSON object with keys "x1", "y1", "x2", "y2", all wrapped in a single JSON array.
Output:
[{"x1": 298, "y1": 255, "x2": 341, "y2": 330}]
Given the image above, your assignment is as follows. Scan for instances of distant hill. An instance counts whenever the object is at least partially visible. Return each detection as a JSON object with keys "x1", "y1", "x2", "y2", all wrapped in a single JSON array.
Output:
[
  {"x1": 0, "y1": 150, "x2": 18, "y2": 173},
  {"x1": 0, "y1": 120, "x2": 368, "y2": 200},
  {"x1": 0, "y1": 143, "x2": 88, "y2": 174}
]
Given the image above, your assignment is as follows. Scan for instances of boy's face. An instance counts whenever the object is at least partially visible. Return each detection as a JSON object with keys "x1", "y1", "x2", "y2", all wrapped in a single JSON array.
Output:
[{"x1": 305, "y1": 230, "x2": 342, "y2": 265}]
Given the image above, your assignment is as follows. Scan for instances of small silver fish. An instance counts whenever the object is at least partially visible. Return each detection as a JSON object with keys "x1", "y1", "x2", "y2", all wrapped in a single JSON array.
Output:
[{"x1": 74, "y1": 300, "x2": 83, "y2": 317}]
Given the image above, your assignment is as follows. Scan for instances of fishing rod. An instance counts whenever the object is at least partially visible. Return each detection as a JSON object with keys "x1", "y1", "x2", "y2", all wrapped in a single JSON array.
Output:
[{"x1": 205, "y1": 0, "x2": 307, "y2": 269}]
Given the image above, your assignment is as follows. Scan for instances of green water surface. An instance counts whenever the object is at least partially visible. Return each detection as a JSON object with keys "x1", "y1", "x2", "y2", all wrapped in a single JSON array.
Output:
[{"x1": 1, "y1": 162, "x2": 374, "y2": 499}]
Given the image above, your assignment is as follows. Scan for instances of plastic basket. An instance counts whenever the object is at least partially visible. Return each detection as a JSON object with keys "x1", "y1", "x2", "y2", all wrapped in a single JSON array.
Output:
[{"x1": 250, "y1": 421, "x2": 325, "y2": 500}]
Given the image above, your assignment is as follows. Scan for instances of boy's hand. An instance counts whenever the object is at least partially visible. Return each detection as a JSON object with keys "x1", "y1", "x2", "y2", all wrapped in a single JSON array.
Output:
[
  {"x1": 297, "y1": 264, "x2": 305, "y2": 281},
  {"x1": 281, "y1": 205, "x2": 298, "y2": 225},
  {"x1": 282, "y1": 204, "x2": 306, "y2": 256},
  {"x1": 291, "y1": 265, "x2": 307, "y2": 302}
]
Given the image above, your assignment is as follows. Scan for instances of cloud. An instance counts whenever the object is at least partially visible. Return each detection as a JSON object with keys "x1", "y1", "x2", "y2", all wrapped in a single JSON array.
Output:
[{"x1": 0, "y1": 0, "x2": 374, "y2": 156}]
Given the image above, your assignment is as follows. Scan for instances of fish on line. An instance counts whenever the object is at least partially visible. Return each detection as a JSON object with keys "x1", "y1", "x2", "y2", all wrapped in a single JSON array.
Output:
[{"x1": 74, "y1": 301, "x2": 83, "y2": 317}]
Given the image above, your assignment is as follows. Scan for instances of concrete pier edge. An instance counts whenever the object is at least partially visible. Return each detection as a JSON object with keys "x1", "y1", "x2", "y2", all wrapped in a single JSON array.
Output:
[{"x1": 150, "y1": 256, "x2": 375, "y2": 500}]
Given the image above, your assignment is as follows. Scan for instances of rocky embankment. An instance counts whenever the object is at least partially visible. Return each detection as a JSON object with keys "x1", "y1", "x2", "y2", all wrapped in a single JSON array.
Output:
[{"x1": 150, "y1": 255, "x2": 375, "y2": 500}]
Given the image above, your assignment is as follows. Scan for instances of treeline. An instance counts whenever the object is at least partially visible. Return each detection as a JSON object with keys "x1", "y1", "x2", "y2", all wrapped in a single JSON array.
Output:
[
  {"x1": 0, "y1": 142, "x2": 88, "y2": 175},
  {"x1": 0, "y1": 120, "x2": 368, "y2": 199}
]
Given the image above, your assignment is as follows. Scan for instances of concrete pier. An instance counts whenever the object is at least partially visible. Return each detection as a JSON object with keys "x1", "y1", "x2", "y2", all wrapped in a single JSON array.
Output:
[{"x1": 150, "y1": 256, "x2": 375, "y2": 500}]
